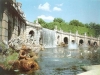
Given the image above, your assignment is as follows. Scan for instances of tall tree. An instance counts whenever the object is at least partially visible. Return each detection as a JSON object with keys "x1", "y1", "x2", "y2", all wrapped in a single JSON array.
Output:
[
  {"x1": 69, "y1": 19, "x2": 84, "y2": 26},
  {"x1": 53, "y1": 18, "x2": 65, "y2": 23},
  {"x1": 34, "y1": 18, "x2": 46, "y2": 27},
  {"x1": 38, "y1": 18, "x2": 46, "y2": 25},
  {"x1": 89, "y1": 22, "x2": 100, "y2": 37}
]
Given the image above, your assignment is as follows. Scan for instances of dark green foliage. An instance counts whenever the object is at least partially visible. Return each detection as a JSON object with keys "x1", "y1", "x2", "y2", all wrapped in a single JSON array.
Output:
[
  {"x1": 37, "y1": 18, "x2": 46, "y2": 27},
  {"x1": 34, "y1": 18, "x2": 100, "y2": 37},
  {"x1": 53, "y1": 18, "x2": 65, "y2": 23},
  {"x1": 69, "y1": 20, "x2": 84, "y2": 27}
]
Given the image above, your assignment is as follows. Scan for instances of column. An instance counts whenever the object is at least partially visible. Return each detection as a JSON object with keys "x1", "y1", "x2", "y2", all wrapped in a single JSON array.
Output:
[
  {"x1": 0, "y1": 2, "x2": 2, "y2": 41},
  {"x1": 2, "y1": 8, "x2": 8, "y2": 42},
  {"x1": 12, "y1": 16, "x2": 18, "y2": 39},
  {"x1": 75, "y1": 31, "x2": 78, "y2": 44},
  {"x1": 69, "y1": 31, "x2": 71, "y2": 43},
  {"x1": 84, "y1": 32, "x2": 87, "y2": 44}
]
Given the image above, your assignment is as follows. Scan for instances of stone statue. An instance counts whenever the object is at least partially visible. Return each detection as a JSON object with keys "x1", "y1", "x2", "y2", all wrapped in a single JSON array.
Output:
[{"x1": 11, "y1": 45, "x2": 39, "y2": 73}]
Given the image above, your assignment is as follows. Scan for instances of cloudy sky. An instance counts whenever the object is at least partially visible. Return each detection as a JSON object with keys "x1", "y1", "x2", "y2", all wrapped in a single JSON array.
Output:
[{"x1": 17, "y1": 0, "x2": 100, "y2": 24}]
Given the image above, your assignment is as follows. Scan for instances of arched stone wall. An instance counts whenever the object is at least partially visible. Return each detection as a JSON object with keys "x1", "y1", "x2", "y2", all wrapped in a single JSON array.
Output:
[
  {"x1": 79, "y1": 39, "x2": 84, "y2": 44},
  {"x1": 63, "y1": 37, "x2": 68, "y2": 44},
  {"x1": 79, "y1": 39, "x2": 84, "y2": 45},
  {"x1": 29, "y1": 30, "x2": 34, "y2": 37},
  {"x1": 56, "y1": 30, "x2": 100, "y2": 46},
  {"x1": 25, "y1": 25, "x2": 42, "y2": 45},
  {"x1": 88, "y1": 40, "x2": 91, "y2": 45}
]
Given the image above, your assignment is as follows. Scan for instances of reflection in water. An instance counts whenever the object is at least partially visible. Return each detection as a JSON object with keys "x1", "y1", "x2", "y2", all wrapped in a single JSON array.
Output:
[
  {"x1": 36, "y1": 46, "x2": 100, "y2": 75},
  {"x1": 0, "y1": 46, "x2": 100, "y2": 75}
]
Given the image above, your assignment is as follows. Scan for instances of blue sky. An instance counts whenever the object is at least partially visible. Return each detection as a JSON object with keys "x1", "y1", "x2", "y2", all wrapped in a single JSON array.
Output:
[{"x1": 17, "y1": 0, "x2": 100, "y2": 24}]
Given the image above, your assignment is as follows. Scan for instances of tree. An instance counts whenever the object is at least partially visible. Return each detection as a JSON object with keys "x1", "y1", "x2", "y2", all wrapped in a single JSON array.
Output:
[
  {"x1": 89, "y1": 22, "x2": 100, "y2": 37},
  {"x1": 53, "y1": 18, "x2": 65, "y2": 23},
  {"x1": 85, "y1": 23, "x2": 89, "y2": 28},
  {"x1": 47, "y1": 22, "x2": 55, "y2": 30},
  {"x1": 89, "y1": 22, "x2": 96, "y2": 29},
  {"x1": 38, "y1": 18, "x2": 46, "y2": 25},
  {"x1": 33, "y1": 18, "x2": 97, "y2": 37},
  {"x1": 34, "y1": 18, "x2": 47, "y2": 28},
  {"x1": 69, "y1": 20, "x2": 84, "y2": 27}
]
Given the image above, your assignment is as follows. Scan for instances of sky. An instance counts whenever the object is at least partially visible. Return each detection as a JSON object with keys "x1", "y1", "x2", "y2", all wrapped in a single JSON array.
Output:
[{"x1": 16, "y1": 0, "x2": 100, "y2": 24}]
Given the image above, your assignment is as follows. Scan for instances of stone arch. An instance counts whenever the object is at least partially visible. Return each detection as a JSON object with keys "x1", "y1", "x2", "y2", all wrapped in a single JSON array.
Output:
[
  {"x1": 88, "y1": 40, "x2": 91, "y2": 45},
  {"x1": 93, "y1": 41, "x2": 98, "y2": 46},
  {"x1": 79, "y1": 39, "x2": 84, "y2": 44},
  {"x1": 72, "y1": 40, "x2": 75, "y2": 43},
  {"x1": 64, "y1": 37, "x2": 68, "y2": 44},
  {"x1": 29, "y1": 30, "x2": 34, "y2": 37}
]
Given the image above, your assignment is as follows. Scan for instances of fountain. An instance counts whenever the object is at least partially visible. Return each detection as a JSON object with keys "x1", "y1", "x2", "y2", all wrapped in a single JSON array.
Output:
[
  {"x1": 68, "y1": 40, "x2": 78, "y2": 50},
  {"x1": 42, "y1": 28, "x2": 56, "y2": 48},
  {"x1": 35, "y1": 29, "x2": 99, "y2": 75},
  {"x1": 67, "y1": 40, "x2": 79, "y2": 58},
  {"x1": 0, "y1": 28, "x2": 99, "y2": 75}
]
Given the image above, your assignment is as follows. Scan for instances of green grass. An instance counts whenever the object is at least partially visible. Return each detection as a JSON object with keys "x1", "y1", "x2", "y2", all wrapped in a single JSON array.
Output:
[
  {"x1": 3, "y1": 52, "x2": 19, "y2": 70},
  {"x1": 0, "y1": 42, "x2": 19, "y2": 70}
]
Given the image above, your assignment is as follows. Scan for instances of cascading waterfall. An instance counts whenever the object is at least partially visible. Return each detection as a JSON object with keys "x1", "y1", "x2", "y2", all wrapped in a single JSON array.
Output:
[{"x1": 42, "y1": 28, "x2": 56, "y2": 48}]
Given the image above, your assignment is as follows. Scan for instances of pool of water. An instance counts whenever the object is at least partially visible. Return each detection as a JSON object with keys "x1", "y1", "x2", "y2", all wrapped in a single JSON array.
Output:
[{"x1": 0, "y1": 46, "x2": 100, "y2": 75}]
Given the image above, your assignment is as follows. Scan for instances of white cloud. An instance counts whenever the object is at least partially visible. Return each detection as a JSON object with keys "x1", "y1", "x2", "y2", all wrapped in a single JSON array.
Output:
[
  {"x1": 53, "y1": 7, "x2": 62, "y2": 11},
  {"x1": 57, "y1": 3, "x2": 63, "y2": 6},
  {"x1": 38, "y1": 15, "x2": 54, "y2": 21},
  {"x1": 38, "y1": 2, "x2": 51, "y2": 11}
]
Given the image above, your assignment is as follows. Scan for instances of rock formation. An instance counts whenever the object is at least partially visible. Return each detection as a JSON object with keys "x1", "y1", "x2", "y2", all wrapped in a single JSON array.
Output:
[{"x1": 8, "y1": 45, "x2": 39, "y2": 73}]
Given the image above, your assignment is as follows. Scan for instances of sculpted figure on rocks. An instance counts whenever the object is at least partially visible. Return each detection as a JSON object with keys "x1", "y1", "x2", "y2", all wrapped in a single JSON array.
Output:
[{"x1": 12, "y1": 45, "x2": 39, "y2": 73}]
